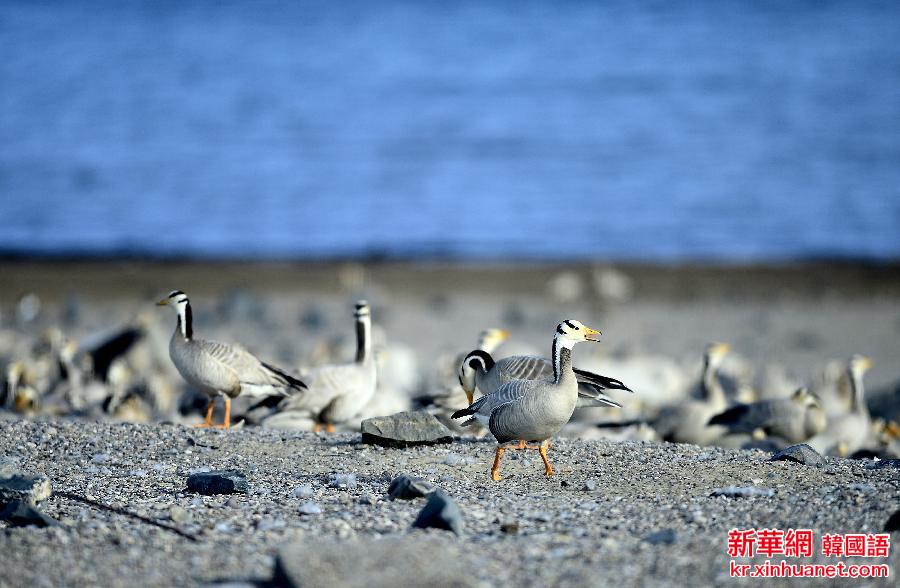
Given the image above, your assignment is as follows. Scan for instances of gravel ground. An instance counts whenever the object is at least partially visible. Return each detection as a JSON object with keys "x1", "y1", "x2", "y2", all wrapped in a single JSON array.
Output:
[{"x1": 1, "y1": 416, "x2": 897, "y2": 587}]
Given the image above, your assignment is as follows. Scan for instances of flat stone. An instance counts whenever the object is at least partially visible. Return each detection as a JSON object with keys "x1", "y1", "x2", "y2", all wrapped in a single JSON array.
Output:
[
  {"x1": 387, "y1": 474, "x2": 435, "y2": 500},
  {"x1": 273, "y1": 536, "x2": 472, "y2": 588},
  {"x1": 0, "y1": 474, "x2": 52, "y2": 506},
  {"x1": 0, "y1": 501, "x2": 58, "y2": 527},
  {"x1": 711, "y1": 486, "x2": 775, "y2": 498},
  {"x1": 411, "y1": 490, "x2": 464, "y2": 535},
  {"x1": 770, "y1": 444, "x2": 825, "y2": 467},
  {"x1": 185, "y1": 470, "x2": 248, "y2": 495},
  {"x1": 360, "y1": 411, "x2": 453, "y2": 448}
]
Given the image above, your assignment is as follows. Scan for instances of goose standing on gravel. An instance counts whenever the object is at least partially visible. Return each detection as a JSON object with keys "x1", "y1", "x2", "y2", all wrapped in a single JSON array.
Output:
[
  {"x1": 266, "y1": 301, "x2": 377, "y2": 432},
  {"x1": 157, "y1": 290, "x2": 307, "y2": 428},
  {"x1": 458, "y1": 348, "x2": 632, "y2": 409},
  {"x1": 707, "y1": 387, "x2": 826, "y2": 445},
  {"x1": 653, "y1": 342, "x2": 731, "y2": 445},
  {"x1": 452, "y1": 320, "x2": 604, "y2": 481}
]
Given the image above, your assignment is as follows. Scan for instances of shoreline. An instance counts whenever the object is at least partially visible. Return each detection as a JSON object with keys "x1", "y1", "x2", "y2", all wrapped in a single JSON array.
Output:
[{"x1": 3, "y1": 259, "x2": 900, "y2": 303}]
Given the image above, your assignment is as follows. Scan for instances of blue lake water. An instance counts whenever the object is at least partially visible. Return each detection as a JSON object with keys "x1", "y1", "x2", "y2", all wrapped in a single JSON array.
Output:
[{"x1": 1, "y1": 1, "x2": 899, "y2": 262}]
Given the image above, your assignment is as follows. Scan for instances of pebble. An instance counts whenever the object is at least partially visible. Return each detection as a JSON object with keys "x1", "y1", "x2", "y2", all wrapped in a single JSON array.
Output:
[
  {"x1": 186, "y1": 470, "x2": 248, "y2": 495},
  {"x1": 291, "y1": 484, "x2": 314, "y2": 499},
  {"x1": 411, "y1": 490, "x2": 464, "y2": 535},
  {"x1": 298, "y1": 501, "x2": 322, "y2": 515},
  {"x1": 769, "y1": 444, "x2": 825, "y2": 467},
  {"x1": 387, "y1": 474, "x2": 435, "y2": 500},
  {"x1": 643, "y1": 529, "x2": 677, "y2": 545},
  {"x1": 583, "y1": 478, "x2": 597, "y2": 491},
  {"x1": 443, "y1": 452, "x2": 465, "y2": 466},
  {"x1": 329, "y1": 473, "x2": 357, "y2": 489},
  {"x1": 91, "y1": 453, "x2": 109, "y2": 464},
  {"x1": 710, "y1": 486, "x2": 775, "y2": 498},
  {"x1": 168, "y1": 506, "x2": 189, "y2": 524}
]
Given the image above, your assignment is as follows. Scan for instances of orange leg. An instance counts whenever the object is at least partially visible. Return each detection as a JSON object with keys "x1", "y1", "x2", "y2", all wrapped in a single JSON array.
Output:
[
  {"x1": 213, "y1": 397, "x2": 231, "y2": 429},
  {"x1": 313, "y1": 422, "x2": 335, "y2": 433},
  {"x1": 538, "y1": 439, "x2": 554, "y2": 476},
  {"x1": 192, "y1": 398, "x2": 215, "y2": 428},
  {"x1": 491, "y1": 446, "x2": 506, "y2": 481}
]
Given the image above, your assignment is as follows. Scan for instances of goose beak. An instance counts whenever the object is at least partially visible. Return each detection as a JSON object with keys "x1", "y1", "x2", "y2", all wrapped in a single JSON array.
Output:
[
  {"x1": 464, "y1": 390, "x2": 474, "y2": 405},
  {"x1": 858, "y1": 356, "x2": 873, "y2": 371},
  {"x1": 156, "y1": 298, "x2": 169, "y2": 306},
  {"x1": 583, "y1": 326, "x2": 602, "y2": 342}
]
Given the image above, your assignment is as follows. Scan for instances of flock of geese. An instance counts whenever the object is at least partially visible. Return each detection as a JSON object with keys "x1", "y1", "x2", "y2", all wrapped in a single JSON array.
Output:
[{"x1": 2, "y1": 289, "x2": 898, "y2": 481}]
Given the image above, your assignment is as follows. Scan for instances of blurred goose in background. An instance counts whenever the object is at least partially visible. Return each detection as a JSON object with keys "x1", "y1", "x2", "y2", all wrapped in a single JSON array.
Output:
[
  {"x1": 653, "y1": 342, "x2": 731, "y2": 445},
  {"x1": 418, "y1": 328, "x2": 510, "y2": 435},
  {"x1": 808, "y1": 354, "x2": 875, "y2": 457},
  {"x1": 157, "y1": 290, "x2": 307, "y2": 428},
  {"x1": 3, "y1": 361, "x2": 24, "y2": 410},
  {"x1": 453, "y1": 320, "x2": 604, "y2": 481},
  {"x1": 708, "y1": 387, "x2": 826, "y2": 446},
  {"x1": 263, "y1": 301, "x2": 377, "y2": 432}
]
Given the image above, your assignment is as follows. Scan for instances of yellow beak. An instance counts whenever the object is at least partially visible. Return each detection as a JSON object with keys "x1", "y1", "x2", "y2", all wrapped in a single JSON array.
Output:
[
  {"x1": 156, "y1": 298, "x2": 169, "y2": 306},
  {"x1": 464, "y1": 390, "x2": 474, "y2": 406},
  {"x1": 583, "y1": 326, "x2": 603, "y2": 342}
]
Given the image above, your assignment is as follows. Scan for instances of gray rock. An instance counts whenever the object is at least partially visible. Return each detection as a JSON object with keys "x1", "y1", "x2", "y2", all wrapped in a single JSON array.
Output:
[
  {"x1": 291, "y1": 484, "x2": 314, "y2": 499},
  {"x1": 273, "y1": 537, "x2": 472, "y2": 588},
  {"x1": 298, "y1": 501, "x2": 322, "y2": 515},
  {"x1": 583, "y1": 478, "x2": 597, "y2": 491},
  {"x1": 711, "y1": 486, "x2": 775, "y2": 498},
  {"x1": 186, "y1": 470, "x2": 248, "y2": 495},
  {"x1": 387, "y1": 474, "x2": 435, "y2": 500},
  {"x1": 411, "y1": 490, "x2": 464, "y2": 535},
  {"x1": 0, "y1": 474, "x2": 52, "y2": 506},
  {"x1": 0, "y1": 500, "x2": 58, "y2": 527},
  {"x1": 329, "y1": 473, "x2": 357, "y2": 489},
  {"x1": 360, "y1": 411, "x2": 453, "y2": 447},
  {"x1": 770, "y1": 444, "x2": 825, "y2": 467},
  {"x1": 643, "y1": 528, "x2": 677, "y2": 545}
]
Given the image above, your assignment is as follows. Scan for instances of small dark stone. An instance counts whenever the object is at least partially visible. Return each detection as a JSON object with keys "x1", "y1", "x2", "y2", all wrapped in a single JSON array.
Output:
[
  {"x1": 885, "y1": 509, "x2": 900, "y2": 533},
  {"x1": 0, "y1": 501, "x2": 58, "y2": 527},
  {"x1": 411, "y1": 490, "x2": 464, "y2": 535},
  {"x1": 186, "y1": 470, "x2": 248, "y2": 495},
  {"x1": 387, "y1": 474, "x2": 435, "y2": 500},
  {"x1": 643, "y1": 528, "x2": 677, "y2": 545},
  {"x1": 361, "y1": 411, "x2": 453, "y2": 448},
  {"x1": 500, "y1": 521, "x2": 519, "y2": 535},
  {"x1": 770, "y1": 444, "x2": 825, "y2": 467}
]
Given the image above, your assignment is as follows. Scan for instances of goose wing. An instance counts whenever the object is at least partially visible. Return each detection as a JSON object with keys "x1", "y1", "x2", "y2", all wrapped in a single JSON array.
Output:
[{"x1": 197, "y1": 339, "x2": 306, "y2": 397}]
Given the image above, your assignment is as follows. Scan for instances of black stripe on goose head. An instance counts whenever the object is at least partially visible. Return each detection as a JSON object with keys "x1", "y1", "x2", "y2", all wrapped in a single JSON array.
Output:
[{"x1": 464, "y1": 349, "x2": 495, "y2": 372}]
